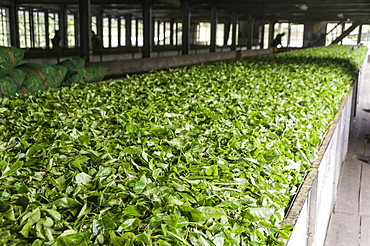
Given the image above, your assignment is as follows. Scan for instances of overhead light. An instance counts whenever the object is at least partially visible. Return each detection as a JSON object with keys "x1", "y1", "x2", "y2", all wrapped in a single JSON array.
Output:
[{"x1": 296, "y1": 4, "x2": 308, "y2": 11}]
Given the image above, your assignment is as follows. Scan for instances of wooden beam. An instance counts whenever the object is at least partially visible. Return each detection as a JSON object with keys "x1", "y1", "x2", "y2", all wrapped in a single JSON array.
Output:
[{"x1": 331, "y1": 21, "x2": 362, "y2": 45}]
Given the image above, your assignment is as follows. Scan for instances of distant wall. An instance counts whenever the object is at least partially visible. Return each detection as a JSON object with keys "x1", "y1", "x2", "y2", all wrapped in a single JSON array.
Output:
[
  {"x1": 304, "y1": 22, "x2": 327, "y2": 47},
  {"x1": 88, "y1": 48, "x2": 273, "y2": 77}
]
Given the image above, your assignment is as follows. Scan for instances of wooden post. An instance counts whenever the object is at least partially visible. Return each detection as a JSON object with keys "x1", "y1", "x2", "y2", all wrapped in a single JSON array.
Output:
[
  {"x1": 170, "y1": 20, "x2": 174, "y2": 46},
  {"x1": 247, "y1": 15, "x2": 253, "y2": 50},
  {"x1": 269, "y1": 20, "x2": 276, "y2": 48},
  {"x1": 74, "y1": 12, "x2": 79, "y2": 48},
  {"x1": 30, "y1": 8, "x2": 35, "y2": 48},
  {"x1": 79, "y1": 0, "x2": 91, "y2": 61},
  {"x1": 231, "y1": 11, "x2": 237, "y2": 51},
  {"x1": 118, "y1": 16, "x2": 121, "y2": 46},
  {"x1": 108, "y1": 16, "x2": 112, "y2": 48},
  {"x1": 175, "y1": 22, "x2": 179, "y2": 46},
  {"x1": 357, "y1": 24, "x2": 363, "y2": 44},
  {"x1": 223, "y1": 21, "x2": 230, "y2": 47},
  {"x1": 210, "y1": 5, "x2": 218, "y2": 52},
  {"x1": 287, "y1": 23, "x2": 292, "y2": 47},
  {"x1": 181, "y1": 0, "x2": 190, "y2": 55},
  {"x1": 260, "y1": 20, "x2": 265, "y2": 49},
  {"x1": 59, "y1": 6, "x2": 67, "y2": 48},
  {"x1": 142, "y1": 0, "x2": 152, "y2": 58},
  {"x1": 157, "y1": 19, "x2": 160, "y2": 45},
  {"x1": 134, "y1": 19, "x2": 138, "y2": 47},
  {"x1": 125, "y1": 14, "x2": 132, "y2": 47},
  {"x1": 44, "y1": 10, "x2": 50, "y2": 48},
  {"x1": 9, "y1": 1, "x2": 19, "y2": 47},
  {"x1": 97, "y1": 11, "x2": 103, "y2": 42}
]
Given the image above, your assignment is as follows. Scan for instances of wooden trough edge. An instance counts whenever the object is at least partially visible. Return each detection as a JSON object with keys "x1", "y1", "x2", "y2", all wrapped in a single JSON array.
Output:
[{"x1": 281, "y1": 82, "x2": 356, "y2": 244}]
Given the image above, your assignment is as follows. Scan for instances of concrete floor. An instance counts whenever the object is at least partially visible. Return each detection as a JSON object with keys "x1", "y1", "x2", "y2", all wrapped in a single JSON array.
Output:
[{"x1": 325, "y1": 57, "x2": 370, "y2": 245}]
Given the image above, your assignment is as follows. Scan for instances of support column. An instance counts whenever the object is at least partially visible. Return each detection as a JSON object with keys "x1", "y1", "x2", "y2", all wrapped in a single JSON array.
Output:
[
  {"x1": 142, "y1": 0, "x2": 152, "y2": 58},
  {"x1": 157, "y1": 20, "x2": 161, "y2": 45},
  {"x1": 45, "y1": 10, "x2": 50, "y2": 48},
  {"x1": 247, "y1": 15, "x2": 253, "y2": 50},
  {"x1": 223, "y1": 21, "x2": 231, "y2": 47},
  {"x1": 260, "y1": 20, "x2": 265, "y2": 49},
  {"x1": 30, "y1": 8, "x2": 35, "y2": 47},
  {"x1": 268, "y1": 21, "x2": 276, "y2": 48},
  {"x1": 287, "y1": 23, "x2": 292, "y2": 47},
  {"x1": 108, "y1": 16, "x2": 112, "y2": 48},
  {"x1": 358, "y1": 24, "x2": 363, "y2": 44},
  {"x1": 97, "y1": 11, "x2": 103, "y2": 41},
  {"x1": 79, "y1": 0, "x2": 91, "y2": 61},
  {"x1": 152, "y1": 17, "x2": 156, "y2": 47},
  {"x1": 163, "y1": 22, "x2": 166, "y2": 45},
  {"x1": 175, "y1": 22, "x2": 179, "y2": 46},
  {"x1": 210, "y1": 5, "x2": 218, "y2": 52},
  {"x1": 181, "y1": 0, "x2": 190, "y2": 55},
  {"x1": 59, "y1": 7, "x2": 67, "y2": 48},
  {"x1": 135, "y1": 19, "x2": 139, "y2": 47},
  {"x1": 9, "y1": 1, "x2": 19, "y2": 47},
  {"x1": 118, "y1": 16, "x2": 121, "y2": 46},
  {"x1": 231, "y1": 11, "x2": 237, "y2": 51},
  {"x1": 74, "y1": 12, "x2": 79, "y2": 48},
  {"x1": 170, "y1": 20, "x2": 174, "y2": 46},
  {"x1": 125, "y1": 14, "x2": 132, "y2": 47}
]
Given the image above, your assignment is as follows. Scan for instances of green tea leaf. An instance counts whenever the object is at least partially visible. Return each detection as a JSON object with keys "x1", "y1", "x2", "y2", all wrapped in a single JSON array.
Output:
[
  {"x1": 118, "y1": 218, "x2": 141, "y2": 232},
  {"x1": 54, "y1": 198, "x2": 82, "y2": 208},
  {"x1": 75, "y1": 172, "x2": 92, "y2": 186},
  {"x1": 20, "y1": 222, "x2": 32, "y2": 237},
  {"x1": 4, "y1": 207, "x2": 16, "y2": 221},
  {"x1": 1, "y1": 161, "x2": 23, "y2": 176},
  {"x1": 56, "y1": 231, "x2": 89, "y2": 246},
  {"x1": 248, "y1": 208, "x2": 275, "y2": 219},
  {"x1": 102, "y1": 215, "x2": 117, "y2": 229},
  {"x1": 29, "y1": 207, "x2": 41, "y2": 225},
  {"x1": 31, "y1": 239, "x2": 43, "y2": 246},
  {"x1": 72, "y1": 156, "x2": 89, "y2": 172},
  {"x1": 194, "y1": 207, "x2": 226, "y2": 221},
  {"x1": 133, "y1": 175, "x2": 148, "y2": 193}
]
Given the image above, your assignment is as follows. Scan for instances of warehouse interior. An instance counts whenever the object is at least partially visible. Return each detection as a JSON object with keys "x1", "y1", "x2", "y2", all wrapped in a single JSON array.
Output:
[{"x1": 0, "y1": 0, "x2": 369, "y2": 72}]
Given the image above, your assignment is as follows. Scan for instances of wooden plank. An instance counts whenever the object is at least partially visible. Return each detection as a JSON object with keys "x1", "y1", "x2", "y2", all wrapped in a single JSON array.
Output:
[
  {"x1": 325, "y1": 213, "x2": 360, "y2": 246},
  {"x1": 360, "y1": 216, "x2": 370, "y2": 246},
  {"x1": 360, "y1": 163, "x2": 370, "y2": 216},
  {"x1": 335, "y1": 156, "x2": 361, "y2": 214}
]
